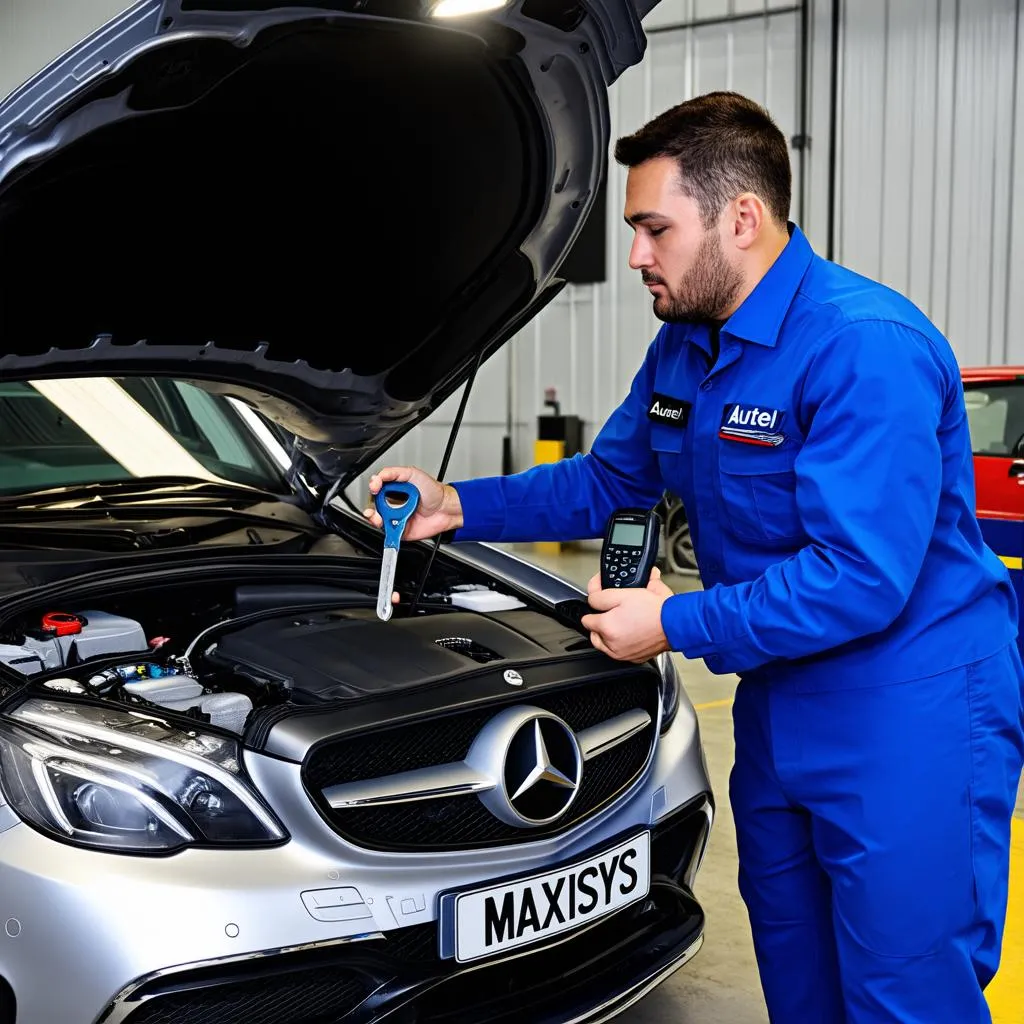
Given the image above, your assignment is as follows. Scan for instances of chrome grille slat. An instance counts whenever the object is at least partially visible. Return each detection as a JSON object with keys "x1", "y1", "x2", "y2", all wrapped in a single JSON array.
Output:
[
  {"x1": 324, "y1": 762, "x2": 496, "y2": 809},
  {"x1": 577, "y1": 708, "x2": 653, "y2": 761}
]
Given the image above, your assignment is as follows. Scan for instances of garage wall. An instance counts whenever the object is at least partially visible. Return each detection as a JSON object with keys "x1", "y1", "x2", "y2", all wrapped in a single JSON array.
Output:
[{"x1": 832, "y1": 0, "x2": 1024, "y2": 368}]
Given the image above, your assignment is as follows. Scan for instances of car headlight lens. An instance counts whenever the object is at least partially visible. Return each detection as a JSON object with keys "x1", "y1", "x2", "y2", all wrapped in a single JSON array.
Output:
[
  {"x1": 0, "y1": 699, "x2": 285, "y2": 854},
  {"x1": 657, "y1": 652, "x2": 680, "y2": 733}
]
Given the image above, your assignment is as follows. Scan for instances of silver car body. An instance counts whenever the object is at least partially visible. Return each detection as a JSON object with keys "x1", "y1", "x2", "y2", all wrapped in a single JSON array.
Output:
[{"x1": 0, "y1": 537, "x2": 712, "y2": 1023}]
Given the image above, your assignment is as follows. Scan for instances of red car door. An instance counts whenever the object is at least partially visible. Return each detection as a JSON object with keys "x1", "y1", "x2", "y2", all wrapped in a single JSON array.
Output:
[
  {"x1": 962, "y1": 374, "x2": 1024, "y2": 645},
  {"x1": 963, "y1": 374, "x2": 1024, "y2": 524}
]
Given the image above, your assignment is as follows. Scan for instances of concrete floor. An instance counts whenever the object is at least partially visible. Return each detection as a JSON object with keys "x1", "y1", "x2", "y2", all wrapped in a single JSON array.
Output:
[{"x1": 499, "y1": 542, "x2": 1024, "y2": 1024}]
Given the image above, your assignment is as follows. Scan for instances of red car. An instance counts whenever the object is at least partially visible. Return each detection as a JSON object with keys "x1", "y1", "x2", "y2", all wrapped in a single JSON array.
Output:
[{"x1": 962, "y1": 366, "x2": 1024, "y2": 647}]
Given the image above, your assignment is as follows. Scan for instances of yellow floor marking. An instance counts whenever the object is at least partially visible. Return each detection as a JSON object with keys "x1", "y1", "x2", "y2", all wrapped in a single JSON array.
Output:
[
  {"x1": 988, "y1": 817, "x2": 1024, "y2": 1022},
  {"x1": 694, "y1": 698, "x2": 734, "y2": 711},
  {"x1": 998, "y1": 555, "x2": 1023, "y2": 571}
]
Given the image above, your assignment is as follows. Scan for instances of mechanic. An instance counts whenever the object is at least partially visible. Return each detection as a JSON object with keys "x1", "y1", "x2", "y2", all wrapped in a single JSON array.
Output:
[{"x1": 365, "y1": 91, "x2": 1024, "y2": 1023}]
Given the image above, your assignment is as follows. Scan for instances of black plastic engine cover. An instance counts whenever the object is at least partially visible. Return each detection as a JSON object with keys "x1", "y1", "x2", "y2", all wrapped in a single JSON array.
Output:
[{"x1": 210, "y1": 607, "x2": 591, "y2": 702}]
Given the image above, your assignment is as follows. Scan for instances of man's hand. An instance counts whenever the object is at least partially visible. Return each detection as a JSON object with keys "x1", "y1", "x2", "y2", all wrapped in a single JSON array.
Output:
[
  {"x1": 580, "y1": 567, "x2": 674, "y2": 663},
  {"x1": 363, "y1": 466, "x2": 464, "y2": 542}
]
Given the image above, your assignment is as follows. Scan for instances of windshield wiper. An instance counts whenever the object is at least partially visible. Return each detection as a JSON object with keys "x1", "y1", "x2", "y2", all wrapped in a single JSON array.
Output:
[
  {"x1": 0, "y1": 476, "x2": 281, "y2": 509},
  {"x1": 0, "y1": 523, "x2": 194, "y2": 552},
  {"x1": 0, "y1": 502, "x2": 322, "y2": 539}
]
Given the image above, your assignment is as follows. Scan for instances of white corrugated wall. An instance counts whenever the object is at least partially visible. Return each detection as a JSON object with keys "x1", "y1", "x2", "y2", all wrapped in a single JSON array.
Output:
[
  {"x1": 832, "y1": 0, "x2": 1023, "y2": 367},
  {"x1": 1, "y1": 1, "x2": 1022, "y2": 501}
]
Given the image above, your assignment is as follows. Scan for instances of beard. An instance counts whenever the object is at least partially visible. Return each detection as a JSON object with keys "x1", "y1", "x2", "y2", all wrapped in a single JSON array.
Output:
[{"x1": 643, "y1": 229, "x2": 744, "y2": 323}]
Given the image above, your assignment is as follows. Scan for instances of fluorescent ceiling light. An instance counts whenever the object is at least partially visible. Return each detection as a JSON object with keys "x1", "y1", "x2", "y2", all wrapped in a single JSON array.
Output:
[{"x1": 432, "y1": 0, "x2": 507, "y2": 17}]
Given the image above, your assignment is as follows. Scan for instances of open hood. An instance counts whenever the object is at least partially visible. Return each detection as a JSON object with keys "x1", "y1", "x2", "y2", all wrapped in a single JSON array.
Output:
[{"x1": 0, "y1": 0, "x2": 654, "y2": 485}]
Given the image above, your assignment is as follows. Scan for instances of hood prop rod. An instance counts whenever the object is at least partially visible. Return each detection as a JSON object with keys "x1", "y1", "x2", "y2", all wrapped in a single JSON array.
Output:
[{"x1": 408, "y1": 347, "x2": 486, "y2": 614}]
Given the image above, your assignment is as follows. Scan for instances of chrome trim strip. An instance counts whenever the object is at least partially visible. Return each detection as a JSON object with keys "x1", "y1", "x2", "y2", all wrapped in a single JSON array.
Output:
[
  {"x1": 94, "y1": 932, "x2": 386, "y2": 1024},
  {"x1": 323, "y1": 762, "x2": 496, "y2": 809},
  {"x1": 577, "y1": 709, "x2": 652, "y2": 761}
]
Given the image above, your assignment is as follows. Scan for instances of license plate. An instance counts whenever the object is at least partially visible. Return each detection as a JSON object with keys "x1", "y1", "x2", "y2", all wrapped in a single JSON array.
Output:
[{"x1": 450, "y1": 832, "x2": 650, "y2": 963}]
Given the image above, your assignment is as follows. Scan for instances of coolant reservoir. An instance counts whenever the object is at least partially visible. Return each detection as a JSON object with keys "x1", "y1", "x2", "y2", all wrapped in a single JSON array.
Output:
[{"x1": 0, "y1": 610, "x2": 148, "y2": 675}]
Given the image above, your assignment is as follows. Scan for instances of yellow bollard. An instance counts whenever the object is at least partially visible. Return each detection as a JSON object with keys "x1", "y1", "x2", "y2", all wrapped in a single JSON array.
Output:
[{"x1": 533, "y1": 438, "x2": 565, "y2": 557}]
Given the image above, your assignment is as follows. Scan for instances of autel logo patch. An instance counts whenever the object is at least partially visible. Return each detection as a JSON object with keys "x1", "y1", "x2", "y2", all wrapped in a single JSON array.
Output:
[
  {"x1": 648, "y1": 393, "x2": 691, "y2": 427},
  {"x1": 719, "y1": 403, "x2": 786, "y2": 447}
]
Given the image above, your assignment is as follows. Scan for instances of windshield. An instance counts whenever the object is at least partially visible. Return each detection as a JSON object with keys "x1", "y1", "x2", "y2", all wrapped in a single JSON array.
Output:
[
  {"x1": 0, "y1": 377, "x2": 289, "y2": 496},
  {"x1": 963, "y1": 380, "x2": 1024, "y2": 458}
]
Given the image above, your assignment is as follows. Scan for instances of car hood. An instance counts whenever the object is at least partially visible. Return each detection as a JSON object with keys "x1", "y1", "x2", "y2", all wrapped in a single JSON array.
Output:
[{"x1": 0, "y1": 0, "x2": 655, "y2": 486}]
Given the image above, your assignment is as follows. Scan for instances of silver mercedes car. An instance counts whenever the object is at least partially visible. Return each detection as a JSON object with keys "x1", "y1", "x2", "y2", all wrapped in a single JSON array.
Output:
[{"x1": 0, "y1": 2, "x2": 713, "y2": 1021}]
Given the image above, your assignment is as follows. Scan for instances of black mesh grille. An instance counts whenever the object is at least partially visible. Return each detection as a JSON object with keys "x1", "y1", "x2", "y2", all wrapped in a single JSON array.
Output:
[
  {"x1": 379, "y1": 922, "x2": 439, "y2": 963},
  {"x1": 303, "y1": 674, "x2": 659, "y2": 851},
  {"x1": 121, "y1": 967, "x2": 371, "y2": 1024}
]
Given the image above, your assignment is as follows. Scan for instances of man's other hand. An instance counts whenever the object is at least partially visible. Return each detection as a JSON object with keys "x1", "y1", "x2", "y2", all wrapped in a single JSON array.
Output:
[{"x1": 580, "y1": 566, "x2": 674, "y2": 662}]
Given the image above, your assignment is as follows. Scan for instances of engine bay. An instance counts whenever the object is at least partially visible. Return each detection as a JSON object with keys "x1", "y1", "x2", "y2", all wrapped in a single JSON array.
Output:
[{"x1": 0, "y1": 572, "x2": 594, "y2": 736}]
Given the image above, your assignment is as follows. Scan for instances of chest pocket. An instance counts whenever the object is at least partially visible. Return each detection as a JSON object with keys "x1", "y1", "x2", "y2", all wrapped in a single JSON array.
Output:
[
  {"x1": 651, "y1": 421, "x2": 686, "y2": 454},
  {"x1": 650, "y1": 422, "x2": 686, "y2": 491},
  {"x1": 717, "y1": 441, "x2": 803, "y2": 545}
]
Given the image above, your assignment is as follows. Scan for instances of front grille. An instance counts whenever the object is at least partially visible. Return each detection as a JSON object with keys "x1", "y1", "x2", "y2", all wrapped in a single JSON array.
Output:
[
  {"x1": 303, "y1": 674, "x2": 659, "y2": 851},
  {"x1": 338, "y1": 731, "x2": 651, "y2": 848},
  {"x1": 120, "y1": 966, "x2": 371, "y2": 1024}
]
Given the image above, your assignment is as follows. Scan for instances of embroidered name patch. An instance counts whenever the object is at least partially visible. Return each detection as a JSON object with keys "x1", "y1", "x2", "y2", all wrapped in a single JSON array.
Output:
[
  {"x1": 648, "y1": 393, "x2": 691, "y2": 427},
  {"x1": 719, "y1": 403, "x2": 786, "y2": 447}
]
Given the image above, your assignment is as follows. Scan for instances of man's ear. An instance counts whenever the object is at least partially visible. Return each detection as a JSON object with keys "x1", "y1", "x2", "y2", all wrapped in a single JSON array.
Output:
[{"x1": 729, "y1": 193, "x2": 766, "y2": 251}]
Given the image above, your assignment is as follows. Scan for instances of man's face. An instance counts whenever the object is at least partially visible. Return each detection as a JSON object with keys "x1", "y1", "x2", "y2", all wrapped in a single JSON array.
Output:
[{"x1": 623, "y1": 156, "x2": 743, "y2": 322}]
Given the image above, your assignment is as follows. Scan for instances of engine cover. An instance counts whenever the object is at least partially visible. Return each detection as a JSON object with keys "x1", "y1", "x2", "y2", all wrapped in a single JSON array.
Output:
[{"x1": 208, "y1": 607, "x2": 591, "y2": 702}]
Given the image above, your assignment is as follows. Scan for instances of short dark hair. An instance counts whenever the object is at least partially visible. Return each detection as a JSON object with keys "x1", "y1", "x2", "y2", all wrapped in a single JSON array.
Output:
[{"x1": 614, "y1": 91, "x2": 792, "y2": 228}]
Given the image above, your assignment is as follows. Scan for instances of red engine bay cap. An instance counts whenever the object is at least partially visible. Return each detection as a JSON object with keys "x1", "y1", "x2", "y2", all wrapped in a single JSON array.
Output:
[{"x1": 41, "y1": 612, "x2": 86, "y2": 637}]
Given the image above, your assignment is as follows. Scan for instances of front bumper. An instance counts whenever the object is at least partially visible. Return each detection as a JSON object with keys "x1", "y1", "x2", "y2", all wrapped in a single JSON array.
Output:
[
  {"x1": 98, "y1": 807, "x2": 707, "y2": 1024},
  {"x1": 0, "y1": 670, "x2": 711, "y2": 1024}
]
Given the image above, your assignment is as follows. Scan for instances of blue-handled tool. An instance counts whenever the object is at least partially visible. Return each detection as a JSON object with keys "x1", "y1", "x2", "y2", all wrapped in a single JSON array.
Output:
[{"x1": 374, "y1": 481, "x2": 420, "y2": 621}]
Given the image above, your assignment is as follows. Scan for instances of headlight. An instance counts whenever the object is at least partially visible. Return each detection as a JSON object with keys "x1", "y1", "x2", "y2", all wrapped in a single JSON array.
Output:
[
  {"x1": 0, "y1": 699, "x2": 286, "y2": 854},
  {"x1": 657, "y1": 652, "x2": 681, "y2": 733}
]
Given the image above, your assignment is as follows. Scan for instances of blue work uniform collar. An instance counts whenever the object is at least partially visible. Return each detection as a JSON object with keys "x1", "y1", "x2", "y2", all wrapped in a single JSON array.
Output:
[{"x1": 722, "y1": 222, "x2": 813, "y2": 347}]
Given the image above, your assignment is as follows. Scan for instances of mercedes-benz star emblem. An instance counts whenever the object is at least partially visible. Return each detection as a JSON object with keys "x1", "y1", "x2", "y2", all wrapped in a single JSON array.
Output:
[
  {"x1": 466, "y1": 707, "x2": 583, "y2": 828},
  {"x1": 510, "y1": 718, "x2": 575, "y2": 794}
]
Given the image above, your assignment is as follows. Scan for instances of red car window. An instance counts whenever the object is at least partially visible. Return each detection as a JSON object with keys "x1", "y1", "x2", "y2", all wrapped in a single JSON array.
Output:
[{"x1": 963, "y1": 381, "x2": 1024, "y2": 458}]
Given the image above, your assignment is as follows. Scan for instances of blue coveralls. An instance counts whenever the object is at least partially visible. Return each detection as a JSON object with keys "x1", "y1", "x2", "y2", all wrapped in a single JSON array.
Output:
[{"x1": 450, "y1": 225, "x2": 1024, "y2": 1022}]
